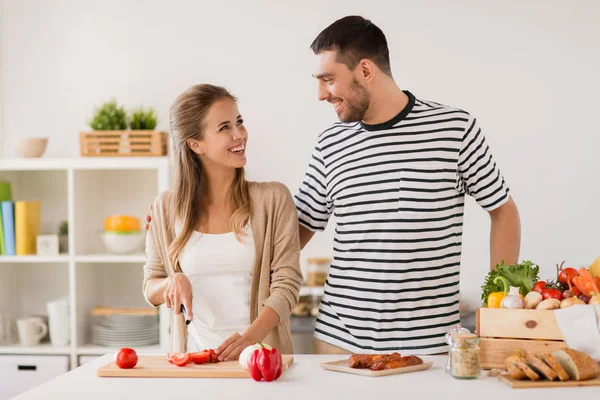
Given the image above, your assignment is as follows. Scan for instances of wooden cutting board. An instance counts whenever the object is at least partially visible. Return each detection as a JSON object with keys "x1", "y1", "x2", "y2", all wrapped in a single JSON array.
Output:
[
  {"x1": 97, "y1": 355, "x2": 294, "y2": 378},
  {"x1": 320, "y1": 358, "x2": 433, "y2": 377},
  {"x1": 498, "y1": 373, "x2": 600, "y2": 388}
]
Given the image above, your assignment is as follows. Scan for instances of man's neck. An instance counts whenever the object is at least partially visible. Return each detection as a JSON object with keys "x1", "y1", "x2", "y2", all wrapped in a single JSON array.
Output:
[{"x1": 362, "y1": 80, "x2": 409, "y2": 125}]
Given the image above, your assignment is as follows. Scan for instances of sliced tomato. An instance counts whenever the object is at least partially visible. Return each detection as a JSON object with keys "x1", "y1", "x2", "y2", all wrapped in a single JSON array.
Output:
[
  {"x1": 166, "y1": 352, "x2": 176, "y2": 363},
  {"x1": 190, "y1": 351, "x2": 211, "y2": 365},
  {"x1": 172, "y1": 353, "x2": 191, "y2": 367}
]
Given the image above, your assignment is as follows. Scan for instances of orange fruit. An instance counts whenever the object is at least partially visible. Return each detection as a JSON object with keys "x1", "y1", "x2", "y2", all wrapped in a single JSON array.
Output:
[{"x1": 104, "y1": 215, "x2": 140, "y2": 232}]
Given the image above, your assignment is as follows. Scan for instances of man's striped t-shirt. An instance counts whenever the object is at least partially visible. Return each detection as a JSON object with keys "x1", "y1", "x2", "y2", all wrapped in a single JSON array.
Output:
[{"x1": 294, "y1": 91, "x2": 510, "y2": 354}]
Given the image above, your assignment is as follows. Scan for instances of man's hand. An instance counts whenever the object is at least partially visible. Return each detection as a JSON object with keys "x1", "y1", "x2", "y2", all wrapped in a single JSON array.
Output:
[
  {"x1": 144, "y1": 204, "x2": 152, "y2": 230},
  {"x1": 215, "y1": 333, "x2": 252, "y2": 362}
]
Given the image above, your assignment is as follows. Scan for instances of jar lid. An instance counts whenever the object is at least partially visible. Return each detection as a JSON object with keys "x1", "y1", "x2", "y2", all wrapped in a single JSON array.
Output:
[
  {"x1": 445, "y1": 323, "x2": 471, "y2": 344},
  {"x1": 452, "y1": 333, "x2": 477, "y2": 339},
  {"x1": 450, "y1": 333, "x2": 479, "y2": 345}
]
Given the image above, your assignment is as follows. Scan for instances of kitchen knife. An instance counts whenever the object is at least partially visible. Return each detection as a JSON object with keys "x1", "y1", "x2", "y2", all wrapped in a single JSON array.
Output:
[{"x1": 181, "y1": 304, "x2": 206, "y2": 352}]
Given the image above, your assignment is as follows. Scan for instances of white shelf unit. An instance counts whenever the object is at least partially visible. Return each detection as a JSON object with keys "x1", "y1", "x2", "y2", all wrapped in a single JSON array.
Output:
[{"x1": 0, "y1": 157, "x2": 171, "y2": 369}]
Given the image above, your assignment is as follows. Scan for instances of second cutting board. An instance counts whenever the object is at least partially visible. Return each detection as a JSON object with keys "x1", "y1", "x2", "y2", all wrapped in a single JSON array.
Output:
[{"x1": 97, "y1": 355, "x2": 294, "y2": 378}]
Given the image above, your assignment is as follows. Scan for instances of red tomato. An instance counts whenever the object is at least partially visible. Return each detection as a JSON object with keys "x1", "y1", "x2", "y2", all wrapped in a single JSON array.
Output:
[
  {"x1": 190, "y1": 351, "x2": 211, "y2": 364},
  {"x1": 558, "y1": 268, "x2": 579, "y2": 287},
  {"x1": 171, "y1": 353, "x2": 191, "y2": 367},
  {"x1": 209, "y1": 349, "x2": 219, "y2": 363},
  {"x1": 542, "y1": 288, "x2": 563, "y2": 300},
  {"x1": 571, "y1": 285, "x2": 582, "y2": 297},
  {"x1": 533, "y1": 281, "x2": 547, "y2": 293},
  {"x1": 114, "y1": 348, "x2": 138, "y2": 369}
]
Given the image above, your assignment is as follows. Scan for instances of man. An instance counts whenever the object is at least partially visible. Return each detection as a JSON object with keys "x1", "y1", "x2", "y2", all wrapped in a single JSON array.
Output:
[
  {"x1": 294, "y1": 15, "x2": 521, "y2": 355},
  {"x1": 146, "y1": 15, "x2": 521, "y2": 355}
]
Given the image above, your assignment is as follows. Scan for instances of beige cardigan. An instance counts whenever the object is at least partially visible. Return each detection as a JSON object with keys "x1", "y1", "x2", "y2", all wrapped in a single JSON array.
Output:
[{"x1": 142, "y1": 181, "x2": 303, "y2": 354}]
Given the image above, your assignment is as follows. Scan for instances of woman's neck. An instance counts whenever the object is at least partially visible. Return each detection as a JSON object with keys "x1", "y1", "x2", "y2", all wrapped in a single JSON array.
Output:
[{"x1": 203, "y1": 166, "x2": 236, "y2": 207}]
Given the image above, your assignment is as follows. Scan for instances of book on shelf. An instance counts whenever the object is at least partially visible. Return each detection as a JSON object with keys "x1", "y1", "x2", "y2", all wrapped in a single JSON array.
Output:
[
  {"x1": 15, "y1": 201, "x2": 41, "y2": 255},
  {"x1": 0, "y1": 182, "x2": 13, "y2": 256},
  {"x1": 1, "y1": 201, "x2": 15, "y2": 256}
]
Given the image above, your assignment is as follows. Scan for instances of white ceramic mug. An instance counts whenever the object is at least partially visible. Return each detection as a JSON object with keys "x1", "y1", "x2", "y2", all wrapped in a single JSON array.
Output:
[
  {"x1": 47, "y1": 298, "x2": 70, "y2": 347},
  {"x1": 17, "y1": 317, "x2": 47, "y2": 346}
]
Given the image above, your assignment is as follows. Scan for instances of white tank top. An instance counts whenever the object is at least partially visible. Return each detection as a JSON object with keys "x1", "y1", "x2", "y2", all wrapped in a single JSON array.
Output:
[{"x1": 176, "y1": 221, "x2": 255, "y2": 351}]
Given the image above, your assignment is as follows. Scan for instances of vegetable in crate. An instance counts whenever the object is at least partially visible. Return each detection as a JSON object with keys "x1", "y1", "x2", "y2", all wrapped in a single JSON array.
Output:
[
  {"x1": 501, "y1": 286, "x2": 524, "y2": 309},
  {"x1": 486, "y1": 276, "x2": 509, "y2": 308},
  {"x1": 481, "y1": 260, "x2": 540, "y2": 306}
]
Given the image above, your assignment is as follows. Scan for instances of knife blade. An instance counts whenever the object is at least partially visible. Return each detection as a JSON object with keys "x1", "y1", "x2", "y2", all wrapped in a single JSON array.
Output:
[{"x1": 181, "y1": 304, "x2": 206, "y2": 352}]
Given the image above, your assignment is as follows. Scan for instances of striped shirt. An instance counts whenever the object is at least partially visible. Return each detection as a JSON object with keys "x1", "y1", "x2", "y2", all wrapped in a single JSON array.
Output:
[{"x1": 294, "y1": 91, "x2": 510, "y2": 354}]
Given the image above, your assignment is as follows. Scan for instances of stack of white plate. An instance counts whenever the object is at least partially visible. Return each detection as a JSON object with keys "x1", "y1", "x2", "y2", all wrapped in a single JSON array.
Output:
[{"x1": 92, "y1": 315, "x2": 159, "y2": 347}]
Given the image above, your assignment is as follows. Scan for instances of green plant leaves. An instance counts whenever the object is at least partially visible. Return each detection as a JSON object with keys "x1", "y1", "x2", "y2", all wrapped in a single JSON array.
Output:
[
  {"x1": 88, "y1": 99, "x2": 158, "y2": 130},
  {"x1": 129, "y1": 107, "x2": 158, "y2": 130},
  {"x1": 89, "y1": 99, "x2": 128, "y2": 130}
]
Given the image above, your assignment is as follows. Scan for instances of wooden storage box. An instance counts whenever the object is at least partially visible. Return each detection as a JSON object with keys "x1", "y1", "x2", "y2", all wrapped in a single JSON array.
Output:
[
  {"x1": 80, "y1": 130, "x2": 168, "y2": 157},
  {"x1": 476, "y1": 308, "x2": 567, "y2": 370}
]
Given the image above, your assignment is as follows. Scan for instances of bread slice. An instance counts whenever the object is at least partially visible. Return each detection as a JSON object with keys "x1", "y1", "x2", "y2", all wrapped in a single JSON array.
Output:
[
  {"x1": 552, "y1": 348, "x2": 600, "y2": 381},
  {"x1": 505, "y1": 356, "x2": 526, "y2": 380},
  {"x1": 516, "y1": 358, "x2": 541, "y2": 380},
  {"x1": 538, "y1": 352, "x2": 570, "y2": 382},
  {"x1": 518, "y1": 349, "x2": 558, "y2": 381}
]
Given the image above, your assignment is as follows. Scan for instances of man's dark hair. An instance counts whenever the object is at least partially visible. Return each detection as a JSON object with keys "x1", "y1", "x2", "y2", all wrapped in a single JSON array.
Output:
[{"x1": 310, "y1": 16, "x2": 392, "y2": 77}]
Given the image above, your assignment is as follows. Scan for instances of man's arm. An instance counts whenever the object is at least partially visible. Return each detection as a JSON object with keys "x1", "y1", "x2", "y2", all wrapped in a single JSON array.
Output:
[
  {"x1": 299, "y1": 224, "x2": 315, "y2": 250},
  {"x1": 488, "y1": 196, "x2": 521, "y2": 270}
]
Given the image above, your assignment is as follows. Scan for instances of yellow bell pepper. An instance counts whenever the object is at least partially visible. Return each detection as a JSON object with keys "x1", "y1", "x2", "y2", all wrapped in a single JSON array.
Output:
[{"x1": 486, "y1": 276, "x2": 510, "y2": 308}]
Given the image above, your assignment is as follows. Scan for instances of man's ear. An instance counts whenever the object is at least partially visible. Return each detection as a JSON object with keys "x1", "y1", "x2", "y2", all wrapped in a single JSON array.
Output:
[
  {"x1": 187, "y1": 139, "x2": 204, "y2": 155},
  {"x1": 358, "y1": 59, "x2": 374, "y2": 83}
]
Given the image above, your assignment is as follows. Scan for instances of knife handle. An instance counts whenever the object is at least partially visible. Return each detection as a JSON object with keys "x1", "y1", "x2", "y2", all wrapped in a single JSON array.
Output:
[{"x1": 180, "y1": 304, "x2": 191, "y2": 325}]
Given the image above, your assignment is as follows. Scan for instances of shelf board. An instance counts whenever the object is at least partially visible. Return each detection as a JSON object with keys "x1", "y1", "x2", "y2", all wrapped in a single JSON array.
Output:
[
  {"x1": 0, "y1": 254, "x2": 147, "y2": 263},
  {"x1": 0, "y1": 343, "x2": 72, "y2": 355},
  {"x1": 0, "y1": 157, "x2": 169, "y2": 171},
  {"x1": 76, "y1": 344, "x2": 162, "y2": 356},
  {"x1": 74, "y1": 254, "x2": 146, "y2": 263},
  {"x1": 0, "y1": 254, "x2": 70, "y2": 263},
  {"x1": 299, "y1": 286, "x2": 324, "y2": 297}
]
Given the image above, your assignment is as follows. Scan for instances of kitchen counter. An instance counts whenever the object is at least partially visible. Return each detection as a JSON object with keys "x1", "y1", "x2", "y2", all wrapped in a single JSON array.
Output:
[{"x1": 12, "y1": 354, "x2": 598, "y2": 399}]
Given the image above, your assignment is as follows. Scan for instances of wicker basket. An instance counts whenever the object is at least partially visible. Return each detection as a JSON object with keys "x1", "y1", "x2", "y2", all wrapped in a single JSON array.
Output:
[{"x1": 80, "y1": 130, "x2": 168, "y2": 157}]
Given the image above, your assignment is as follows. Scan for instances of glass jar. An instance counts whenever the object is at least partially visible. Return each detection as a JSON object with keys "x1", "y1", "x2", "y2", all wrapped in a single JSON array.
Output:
[
  {"x1": 306, "y1": 258, "x2": 330, "y2": 287},
  {"x1": 444, "y1": 323, "x2": 471, "y2": 374},
  {"x1": 449, "y1": 333, "x2": 481, "y2": 379}
]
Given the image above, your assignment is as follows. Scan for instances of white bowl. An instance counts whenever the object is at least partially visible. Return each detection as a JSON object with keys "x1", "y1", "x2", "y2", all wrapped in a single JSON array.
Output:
[
  {"x1": 103, "y1": 232, "x2": 143, "y2": 254},
  {"x1": 15, "y1": 137, "x2": 49, "y2": 158}
]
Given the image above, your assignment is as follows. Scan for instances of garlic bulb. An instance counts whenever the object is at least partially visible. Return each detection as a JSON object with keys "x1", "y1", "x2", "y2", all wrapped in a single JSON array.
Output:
[{"x1": 501, "y1": 286, "x2": 524, "y2": 309}]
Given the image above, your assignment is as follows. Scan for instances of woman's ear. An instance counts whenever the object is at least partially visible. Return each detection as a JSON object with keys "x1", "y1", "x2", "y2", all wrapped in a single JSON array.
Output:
[{"x1": 187, "y1": 139, "x2": 204, "y2": 155}]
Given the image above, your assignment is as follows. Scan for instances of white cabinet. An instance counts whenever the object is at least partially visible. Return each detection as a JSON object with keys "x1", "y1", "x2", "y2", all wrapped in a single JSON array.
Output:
[
  {"x1": 0, "y1": 157, "x2": 171, "y2": 371},
  {"x1": 0, "y1": 355, "x2": 69, "y2": 400}
]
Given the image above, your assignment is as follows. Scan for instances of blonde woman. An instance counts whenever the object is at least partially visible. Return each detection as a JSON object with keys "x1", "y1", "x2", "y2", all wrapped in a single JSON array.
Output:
[{"x1": 142, "y1": 84, "x2": 303, "y2": 361}]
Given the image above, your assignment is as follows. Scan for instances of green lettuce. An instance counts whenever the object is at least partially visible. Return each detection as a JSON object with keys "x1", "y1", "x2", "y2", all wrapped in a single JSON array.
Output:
[{"x1": 481, "y1": 260, "x2": 540, "y2": 306}]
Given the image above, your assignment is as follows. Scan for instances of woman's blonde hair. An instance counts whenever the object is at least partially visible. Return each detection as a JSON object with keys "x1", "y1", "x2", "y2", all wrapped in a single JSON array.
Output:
[{"x1": 168, "y1": 84, "x2": 251, "y2": 271}]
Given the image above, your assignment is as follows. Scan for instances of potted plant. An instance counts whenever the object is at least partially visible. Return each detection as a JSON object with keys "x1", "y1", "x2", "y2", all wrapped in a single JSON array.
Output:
[
  {"x1": 58, "y1": 220, "x2": 68, "y2": 254},
  {"x1": 79, "y1": 100, "x2": 167, "y2": 157},
  {"x1": 129, "y1": 107, "x2": 158, "y2": 130},
  {"x1": 88, "y1": 99, "x2": 128, "y2": 130}
]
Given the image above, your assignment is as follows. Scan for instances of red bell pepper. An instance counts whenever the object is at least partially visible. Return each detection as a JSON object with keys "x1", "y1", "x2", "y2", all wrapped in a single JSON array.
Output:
[{"x1": 247, "y1": 343, "x2": 283, "y2": 382}]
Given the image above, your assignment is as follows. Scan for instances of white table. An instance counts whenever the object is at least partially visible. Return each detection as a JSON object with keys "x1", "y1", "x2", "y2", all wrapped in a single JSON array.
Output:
[{"x1": 12, "y1": 354, "x2": 598, "y2": 399}]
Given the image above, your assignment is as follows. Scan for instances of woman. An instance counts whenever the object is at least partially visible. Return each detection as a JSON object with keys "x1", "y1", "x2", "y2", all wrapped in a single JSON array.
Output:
[{"x1": 142, "y1": 84, "x2": 303, "y2": 361}]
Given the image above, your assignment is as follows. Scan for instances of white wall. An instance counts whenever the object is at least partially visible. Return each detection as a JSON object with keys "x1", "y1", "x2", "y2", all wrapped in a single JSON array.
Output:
[{"x1": 1, "y1": 0, "x2": 599, "y2": 311}]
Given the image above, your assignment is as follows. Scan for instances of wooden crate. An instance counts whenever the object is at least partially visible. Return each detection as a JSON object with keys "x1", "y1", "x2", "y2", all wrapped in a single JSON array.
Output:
[
  {"x1": 476, "y1": 308, "x2": 567, "y2": 370},
  {"x1": 80, "y1": 131, "x2": 168, "y2": 157}
]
